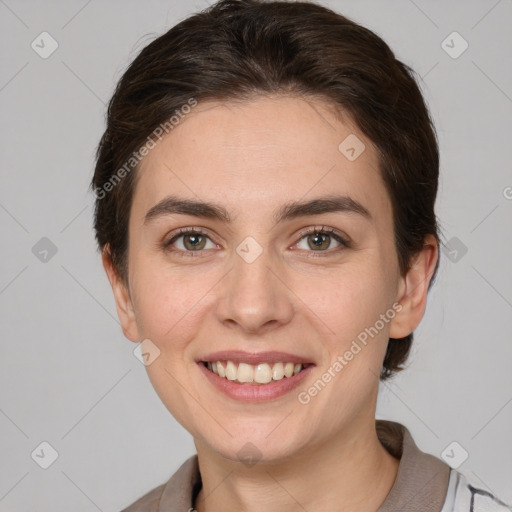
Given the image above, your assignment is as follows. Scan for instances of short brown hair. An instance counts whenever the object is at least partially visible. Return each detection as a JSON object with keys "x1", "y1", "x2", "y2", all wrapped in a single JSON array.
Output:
[{"x1": 90, "y1": 0, "x2": 441, "y2": 381}]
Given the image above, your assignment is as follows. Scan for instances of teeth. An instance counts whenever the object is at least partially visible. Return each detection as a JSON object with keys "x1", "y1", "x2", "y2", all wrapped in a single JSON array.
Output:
[
  {"x1": 225, "y1": 360, "x2": 237, "y2": 381},
  {"x1": 254, "y1": 363, "x2": 272, "y2": 384},
  {"x1": 272, "y1": 362, "x2": 284, "y2": 380},
  {"x1": 206, "y1": 360, "x2": 306, "y2": 384},
  {"x1": 284, "y1": 362, "x2": 294, "y2": 378},
  {"x1": 237, "y1": 363, "x2": 253, "y2": 383}
]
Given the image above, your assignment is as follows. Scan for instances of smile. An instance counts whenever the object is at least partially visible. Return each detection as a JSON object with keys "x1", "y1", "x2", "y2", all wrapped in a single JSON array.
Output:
[{"x1": 202, "y1": 360, "x2": 309, "y2": 385}]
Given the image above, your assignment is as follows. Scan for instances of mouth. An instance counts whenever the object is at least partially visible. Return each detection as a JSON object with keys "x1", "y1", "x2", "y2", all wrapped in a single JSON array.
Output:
[
  {"x1": 196, "y1": 351, "x2": 316, "y2": 403},
  {"x1": 195, "y1": 351, "x2": 315, "y2": 402},
  {"x1": 201, "y1": 360, "x2": 312, "y2": 385}
]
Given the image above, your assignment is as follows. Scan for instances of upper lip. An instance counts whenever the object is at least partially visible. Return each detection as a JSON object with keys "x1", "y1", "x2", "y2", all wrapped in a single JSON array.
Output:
[{"x1": 197, "y1": 350, "x2": 315, "y2": 366}]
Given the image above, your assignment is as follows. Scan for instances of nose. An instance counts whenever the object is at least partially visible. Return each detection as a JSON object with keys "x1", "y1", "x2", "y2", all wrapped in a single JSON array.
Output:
[{"x1": 214, "y1": 245, "x2": 295, "y2": 335}]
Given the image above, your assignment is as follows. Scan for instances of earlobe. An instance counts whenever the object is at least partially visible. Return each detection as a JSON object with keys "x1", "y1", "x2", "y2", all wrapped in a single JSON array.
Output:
[
  {"x1": 389, "y1": 236, "x2": 439, "y2": 339},
  {"x1": 101, "y1": 245, "x2": 140, "y2": 342}
]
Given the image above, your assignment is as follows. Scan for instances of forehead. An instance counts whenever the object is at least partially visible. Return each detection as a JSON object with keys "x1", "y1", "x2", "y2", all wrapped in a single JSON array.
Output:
[{"x1": 131, "y1": 95, "x2": 391, "y2": 227}]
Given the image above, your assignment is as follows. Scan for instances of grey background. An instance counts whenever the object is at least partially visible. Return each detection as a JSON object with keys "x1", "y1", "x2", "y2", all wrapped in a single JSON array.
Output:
[{"x1": 1, "y1": 0, "x2": 511, "y2": 510}]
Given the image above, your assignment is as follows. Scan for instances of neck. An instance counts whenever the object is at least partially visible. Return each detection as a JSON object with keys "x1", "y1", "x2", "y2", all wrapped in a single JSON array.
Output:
[{"x1": 193, "y1": 418, "x2": 400, "y2": 512}]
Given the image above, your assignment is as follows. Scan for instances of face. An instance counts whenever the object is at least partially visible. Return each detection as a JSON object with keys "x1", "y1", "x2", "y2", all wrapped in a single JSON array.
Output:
[{"x1": 104, "y1": 95, "x2": 436, "y2": 464}]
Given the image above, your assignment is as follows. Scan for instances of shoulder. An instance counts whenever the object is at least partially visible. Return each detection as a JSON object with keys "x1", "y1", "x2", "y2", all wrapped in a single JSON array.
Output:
[
  {"x1": 120, "y1": 483, "x2": 165, "y2": 512},
  {"x1": 442, "y1": 469, "x2": 512, "y2": 512},
  {"x1": 120, "y1": 483, "x2": 166, "y2": 512},
  {"x1": 119, "y1": 455, "x2": 200, "y2": 512}
]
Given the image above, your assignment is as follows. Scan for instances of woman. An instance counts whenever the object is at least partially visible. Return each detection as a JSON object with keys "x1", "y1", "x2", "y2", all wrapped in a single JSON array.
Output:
[{"x1": 90, "y1": 1, "x2": 511, "y2": 510}]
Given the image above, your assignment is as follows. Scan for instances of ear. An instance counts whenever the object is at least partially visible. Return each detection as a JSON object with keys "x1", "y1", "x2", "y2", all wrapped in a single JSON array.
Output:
[
  {"x1": 102, "y1": 245, "x2": 140, "y2": 342},
  {"x1": 389, "y1": 235, "x2": 439, "y2": 339}
]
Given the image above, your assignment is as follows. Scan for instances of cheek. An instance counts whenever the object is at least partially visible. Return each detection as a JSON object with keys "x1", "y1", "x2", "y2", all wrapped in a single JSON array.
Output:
[
  {"x1": 295, "y1": 259, "x2": 394, "y2": 336},
  {"x1": 130, "y1": 260, "x2": 195, "y2": 341},
  {"x1": 133, "y1": 267, "x2": 209, "y2": 429}
]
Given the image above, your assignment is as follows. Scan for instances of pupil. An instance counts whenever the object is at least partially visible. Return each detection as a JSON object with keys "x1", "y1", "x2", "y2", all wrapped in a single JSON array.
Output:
[
  {"x1": 311, "y1": 233, "x2": 327, "y2": 249},
  {"x1": 186, "y1": 234, "x2": 204, "y2": 250}
]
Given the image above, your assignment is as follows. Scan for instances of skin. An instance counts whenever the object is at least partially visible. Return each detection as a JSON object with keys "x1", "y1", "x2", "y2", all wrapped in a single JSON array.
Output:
[{"x1": 103, "y1": 95, "x2": 438, "y2": 512}]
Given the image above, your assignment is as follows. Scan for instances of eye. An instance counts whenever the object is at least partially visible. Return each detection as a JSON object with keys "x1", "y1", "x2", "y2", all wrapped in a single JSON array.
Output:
[
  {"x1": 163, "y1": 225, "x2": 350, "y2": 257},
  {"x1": 164, "y1": 228, "x2": 216, "y2": 255},
  {"x1": 294, "y1": 226, "x2": 350, "y2": 253}
]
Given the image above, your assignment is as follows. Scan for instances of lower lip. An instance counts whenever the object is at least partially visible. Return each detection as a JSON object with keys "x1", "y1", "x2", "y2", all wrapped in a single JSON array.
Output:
[{"x1": 197, "y1": 362, "x2": 314, "y2": 402}]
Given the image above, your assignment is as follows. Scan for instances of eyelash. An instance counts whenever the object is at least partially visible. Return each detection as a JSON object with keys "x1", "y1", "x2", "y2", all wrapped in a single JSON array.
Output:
[{"x1": 163, "y1": 226, "x2": 351, "y2": 258}]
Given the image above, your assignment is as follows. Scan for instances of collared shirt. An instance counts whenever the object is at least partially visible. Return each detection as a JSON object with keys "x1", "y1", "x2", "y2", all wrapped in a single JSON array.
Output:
[{"x1": 121, "y1": 420, "x2": 512, "y2": 512}]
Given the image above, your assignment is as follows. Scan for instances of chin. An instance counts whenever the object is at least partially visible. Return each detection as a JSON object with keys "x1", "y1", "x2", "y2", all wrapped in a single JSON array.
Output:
[{"x1": 201, "y1": 430, "x2": 307, "y2": 466}]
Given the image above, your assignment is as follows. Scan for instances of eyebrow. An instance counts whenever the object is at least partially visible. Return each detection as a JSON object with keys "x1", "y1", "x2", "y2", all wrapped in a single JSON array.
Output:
[{"x1": 143, "y1": 194, "x2": 372, "y2": 226}]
